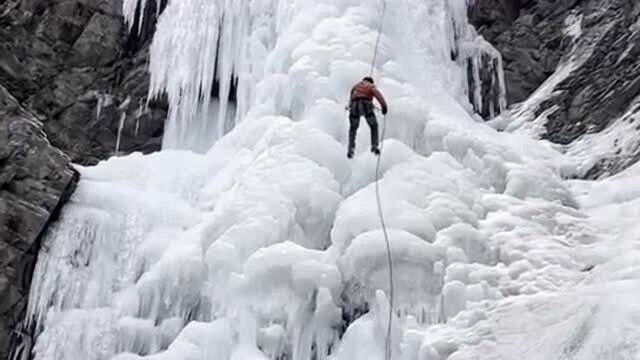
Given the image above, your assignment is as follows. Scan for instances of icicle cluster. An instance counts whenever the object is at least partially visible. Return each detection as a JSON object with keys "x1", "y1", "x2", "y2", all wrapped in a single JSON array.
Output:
[
  {"x1": 448, "y1": 0, "x2": 507, "y2": 119},
  {"x1": 123, "y1": 0, "x2": 163, "y2": 33},
  {"x1": 131, "y1": 0, "x2": 291, "y2": 152}
]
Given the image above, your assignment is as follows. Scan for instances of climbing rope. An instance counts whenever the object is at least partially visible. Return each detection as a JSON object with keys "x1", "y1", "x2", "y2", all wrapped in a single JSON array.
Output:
[
  {"x1": 374, "y1": 112, "x2": 393, "y2": 360},
  {"x1": 370, "y1": 0, "x2": 387, "y2": 76},
  {"x1": 369, "y1": 1, "x2": 393, "y2": 359}
]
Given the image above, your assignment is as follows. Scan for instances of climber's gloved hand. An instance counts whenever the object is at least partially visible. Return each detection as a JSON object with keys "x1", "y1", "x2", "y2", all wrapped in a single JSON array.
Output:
[{"x1": 382, "y1": 106, "x2": 388, "y2": 115}]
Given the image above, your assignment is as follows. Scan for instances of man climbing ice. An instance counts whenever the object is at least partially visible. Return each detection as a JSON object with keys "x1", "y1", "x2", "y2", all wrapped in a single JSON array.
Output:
[{"x1": 348, "y1": 76, "x2": 388, "y2": 158}]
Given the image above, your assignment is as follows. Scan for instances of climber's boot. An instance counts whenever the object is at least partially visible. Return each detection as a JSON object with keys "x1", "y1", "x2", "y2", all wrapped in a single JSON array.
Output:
[{"x1": 347, "y1": 148, "x2": 355, "y2": 159}]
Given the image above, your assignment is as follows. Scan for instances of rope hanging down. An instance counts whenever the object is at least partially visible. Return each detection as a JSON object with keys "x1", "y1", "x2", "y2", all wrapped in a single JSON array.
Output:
[
  {"x1": 370, "y1": 0, "x2": 387, "y2": 76},
  {"x1": 375, "y1": 113, "x2": 393, "y2": 360},
  {"x1": 370, "y1": 1, "x2": 393, "y2": 360}
]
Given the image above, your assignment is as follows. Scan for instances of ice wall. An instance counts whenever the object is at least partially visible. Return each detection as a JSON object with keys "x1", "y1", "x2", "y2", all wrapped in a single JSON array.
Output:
[
  {"x1": 21, "y1": 1, "x2": 596, "y2": 360},
  {"x1": 124, "y1": 0, "x2": 505, "y2": 152}
]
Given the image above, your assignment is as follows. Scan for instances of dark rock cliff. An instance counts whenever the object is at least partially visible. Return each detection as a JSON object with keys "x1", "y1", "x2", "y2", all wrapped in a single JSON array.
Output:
[
  {"x1": 0, "y1": 0, "x2": 166, "y2": 166},
  {"x1": 0, "y1": 86, "x2": 78, "y2": 359},
  {"x1": 0, "y1": 0, "x2": 165, "y2": 357},
  {"x1": 472, "y1": 0, "x2": 640, "y2": 178},
  {"x1": 470, "y1": 0, "x2": 572, "y2": 105}
]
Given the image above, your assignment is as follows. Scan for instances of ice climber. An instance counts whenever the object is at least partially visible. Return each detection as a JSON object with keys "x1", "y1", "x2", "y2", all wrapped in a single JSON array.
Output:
[{"x1": 348, "y1": 76, "x2": 388, "y2": 158}]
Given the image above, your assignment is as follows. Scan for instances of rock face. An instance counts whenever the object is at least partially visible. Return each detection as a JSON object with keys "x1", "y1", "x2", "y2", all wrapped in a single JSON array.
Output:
[
  {"x1": 0, "y1": 85, "x2": 78, "y2": 359},
  {"x1": 0, "y1": 0, "x2": 166, "y2": 357},
  {"x1": 0, "y1": 0, "x2": 167, "y2": 166},
  {"x1": 472, "y1": 0, "x2": 640, "y2": 178},
  {"x1": 470, "y1": 0, "x2": 574, "y2": 105}
]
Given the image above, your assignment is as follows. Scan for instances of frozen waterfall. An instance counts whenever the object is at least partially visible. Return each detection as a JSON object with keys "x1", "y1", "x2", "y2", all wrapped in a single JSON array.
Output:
[
  {"x1": 123, "y1": 0, "x2": 505, "y2": 151},
  {"x1": 19, "y1": 0, "x2": 639, "y2": 360}
]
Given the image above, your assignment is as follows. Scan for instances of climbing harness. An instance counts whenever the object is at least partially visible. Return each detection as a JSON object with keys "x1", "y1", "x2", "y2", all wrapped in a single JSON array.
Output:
[{"x1": 369, "y1": 1, "x2": 393, "y2": 360}]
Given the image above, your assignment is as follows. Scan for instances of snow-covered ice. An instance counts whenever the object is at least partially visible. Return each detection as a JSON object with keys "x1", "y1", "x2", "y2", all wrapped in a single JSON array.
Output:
[{"x1": 21, "y1": 0, "x2": 640, "y2": 360}]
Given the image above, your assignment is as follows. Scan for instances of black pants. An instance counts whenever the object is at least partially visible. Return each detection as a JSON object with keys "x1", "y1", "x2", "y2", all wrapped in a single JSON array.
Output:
[{"x1": 348, "y1": 99, "x2": 379, "y2": 152}]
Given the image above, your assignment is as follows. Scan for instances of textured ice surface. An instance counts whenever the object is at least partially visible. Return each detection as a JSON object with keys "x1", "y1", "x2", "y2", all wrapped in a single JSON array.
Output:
[{"x1": 23, "y1": 0, "x2": 639, "y2": 360}]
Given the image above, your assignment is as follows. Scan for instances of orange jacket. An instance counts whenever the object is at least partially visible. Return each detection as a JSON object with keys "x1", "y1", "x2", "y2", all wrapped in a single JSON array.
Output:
[{"x1": 350, "y1": 81, "x2": 388, "y2": 112}]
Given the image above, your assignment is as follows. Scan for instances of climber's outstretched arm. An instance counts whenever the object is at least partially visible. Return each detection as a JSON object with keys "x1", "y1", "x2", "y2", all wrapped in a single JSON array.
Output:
[{"x1": 372, "y1": 86, "x2": 388, "y2": 114}]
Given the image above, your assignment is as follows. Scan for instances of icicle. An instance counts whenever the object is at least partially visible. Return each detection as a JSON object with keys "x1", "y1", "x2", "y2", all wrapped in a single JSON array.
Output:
[
  {"x1": 135, "y1": 101, "x2": 144, "y2": 137},
  {"x1": 123, "y1": 0, "x2": 149, "y2": 32},
  {"x1": 119, "y1": 96, "x2": 132, "y2": 112},
  {"x1": 471, "y1": 55, "x2": 483, "y2": 115},
  {"x1": 115, "y1": 112, "x2": 126, "y2": 156},
  {"x1": 496, "y1": 55, "x2": 507, "y2": 113},
  {"x1": 96, "y1": 96, "x2": 103, "y2": 120},
  {"x1": 96, "y1": 94, "x2": 113, "y2": 121}
]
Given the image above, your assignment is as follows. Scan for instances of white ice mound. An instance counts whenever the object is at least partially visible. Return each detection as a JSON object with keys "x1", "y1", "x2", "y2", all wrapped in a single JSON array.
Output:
[
  {"x1": 236, "y1": 241, "x2": 342, "y2": 308},
  {"x1": 341, "y1": 229, "x2": 446, "y2": 321},
  {"x1": 333, "y1": 290, "x2": 402, "y2": 360},
  {"x1": 434, "y1": 223, "x2": 491, "y2": 264},
  {"x1": 112, "y1": 320, "x2": 234, "y2": 360}
]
